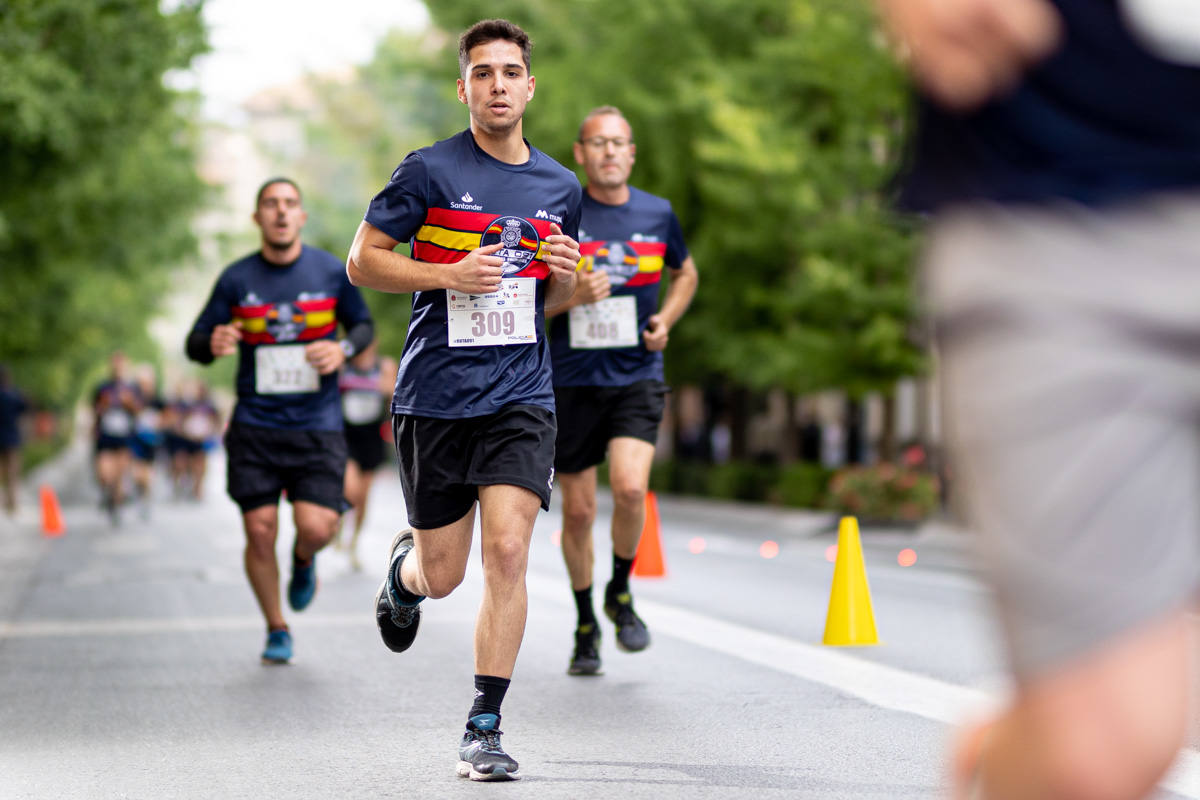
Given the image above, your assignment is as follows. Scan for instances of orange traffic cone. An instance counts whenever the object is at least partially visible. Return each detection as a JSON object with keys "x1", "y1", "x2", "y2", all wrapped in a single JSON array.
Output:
[
  {"x1": 632, "y1": 490, "x2": 666, "y2": 578},
  {"x1": 40, "y1": 485, "x2": 65, "y2": 538},
  {"x1": 822, "y1": 516, "x2": 880, "y2": 646}
]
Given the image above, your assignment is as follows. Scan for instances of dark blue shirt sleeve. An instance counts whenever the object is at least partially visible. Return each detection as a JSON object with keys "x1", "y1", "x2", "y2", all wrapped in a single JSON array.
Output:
[
  {"x1": 186, "y1": 271, "x2": 236, "y2": 364},
  {"x1": 664, "y1": 208, "x2": 689, "y2": 270},
  {"x1": 364, "y1": 152, "x2": 430, "y2": 244}
]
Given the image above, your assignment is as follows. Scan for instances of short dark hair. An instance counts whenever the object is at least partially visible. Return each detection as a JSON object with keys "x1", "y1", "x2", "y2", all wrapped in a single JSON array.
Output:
[
  {"x1": 255, "y1": 177, "x2": 301, "y2": 208},
  {"x1": 578, "y1": 105, "x2": 634, "y2": 143},
  {"x1": 458, "y1": 19, "x2": 531, "y2": 79}
]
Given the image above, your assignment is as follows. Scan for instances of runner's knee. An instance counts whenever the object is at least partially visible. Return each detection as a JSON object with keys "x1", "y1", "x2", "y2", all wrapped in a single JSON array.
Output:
[{"x1": 608, "y1": 479, "x2": 646, "y2": 514}]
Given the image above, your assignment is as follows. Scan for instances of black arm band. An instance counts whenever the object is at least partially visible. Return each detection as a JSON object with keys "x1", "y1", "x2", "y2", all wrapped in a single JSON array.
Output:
[
  {"x1": 186, "y1": 328, "x2": 215, "y2": 364},
  {"x1": 341, "y1": 319, "x2": 374, "y2": 358}
]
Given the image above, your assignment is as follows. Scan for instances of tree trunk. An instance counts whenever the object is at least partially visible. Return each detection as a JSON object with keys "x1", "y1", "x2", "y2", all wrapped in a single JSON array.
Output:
[{"x1": 880, "y1": 391, "x2": 896, "y2": 463}]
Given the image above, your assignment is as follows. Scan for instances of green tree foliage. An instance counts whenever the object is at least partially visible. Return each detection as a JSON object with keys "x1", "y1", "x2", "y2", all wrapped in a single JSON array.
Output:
[
  {"x1": 0, "y1": 0, "x2": 208, "y2": 406},
  {"x1": 297, "y1": 0, "x2": 920, "y2": 399}
]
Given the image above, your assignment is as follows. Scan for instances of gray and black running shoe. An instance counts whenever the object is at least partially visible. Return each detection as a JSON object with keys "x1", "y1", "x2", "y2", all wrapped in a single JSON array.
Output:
[{"x1": 457, "y1": 714, "x2": 520, "y2": 781}]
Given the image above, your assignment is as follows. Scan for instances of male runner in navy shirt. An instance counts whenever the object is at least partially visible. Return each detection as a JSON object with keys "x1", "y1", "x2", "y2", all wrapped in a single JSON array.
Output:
[
  {"x1": 877, "y1": 1, "x2": 1200, "y2": 797},
  {"x1": 347, "y1": 18, "x2": 581, "y2": 782},
  {"x1": 187, "y1": 178, "x2": 374, "y2": 665},
  {"x1": 547, "y1": 106, "x2": 698, "y2": 676}
]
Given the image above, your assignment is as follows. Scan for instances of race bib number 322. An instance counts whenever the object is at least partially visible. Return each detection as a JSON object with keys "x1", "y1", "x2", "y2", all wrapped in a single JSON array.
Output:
[
  {"x1": 447, "y1": 278, "x2": 537, "y2": 347},
  {"x1": 254, "y1": 344, "x2": 320, "y2": 394}
]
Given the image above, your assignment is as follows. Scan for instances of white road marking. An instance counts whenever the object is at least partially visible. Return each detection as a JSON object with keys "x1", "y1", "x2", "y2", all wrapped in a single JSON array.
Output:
[
  {"x1": 3, "y1": 571, "x2": 1196, "y2": 797},
  {"x1": 526, "y1": 571, "x2": 1200, "y2": 799}
]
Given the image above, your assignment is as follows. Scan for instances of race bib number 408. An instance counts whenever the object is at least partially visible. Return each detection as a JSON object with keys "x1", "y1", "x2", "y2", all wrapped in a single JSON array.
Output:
[
  {"x1": 255, "y1": 344, "x2": 320, "y2": 394},
  {"x1": 568, "y1": 295, "x2": 639, "y2": 349},
  {"x1": 447, "y1": 278, "x2": 537, "y2": 347}
]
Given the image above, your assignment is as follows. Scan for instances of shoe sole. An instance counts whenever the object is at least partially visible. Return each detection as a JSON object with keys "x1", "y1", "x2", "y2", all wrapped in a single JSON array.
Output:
[
  {"x1": 456, "y1": 762, "x2": 520, "y2": 781},
  {"x1": 614, "y1": 634, "x2": 650, "y2": 654},
  {"x1": 605, "y1": 606, "x2": 651, "y2": 653},
  {"x1": 261, "y1": 656, "x2": 291, "y2": 665},
  {"x1": 567, "y1": 663, "x2": 604, "y2": 676}
]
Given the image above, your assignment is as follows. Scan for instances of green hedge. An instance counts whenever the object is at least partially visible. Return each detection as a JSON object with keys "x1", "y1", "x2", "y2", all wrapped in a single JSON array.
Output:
[{"x1": 600, "y1": 458, "x2": 939, "y2": 520}]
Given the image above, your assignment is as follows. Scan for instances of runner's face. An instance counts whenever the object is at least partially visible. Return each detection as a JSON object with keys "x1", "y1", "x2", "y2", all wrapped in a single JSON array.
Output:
[
  {"x1": 253, "y1": 182, "x2": 307, "y2": 250},
  {"x1": 574, "y1": 114, "x2": 636, "y2": 190},
  {"x1": 457, "y1": 40, "x2": 534, "y2": 136}
]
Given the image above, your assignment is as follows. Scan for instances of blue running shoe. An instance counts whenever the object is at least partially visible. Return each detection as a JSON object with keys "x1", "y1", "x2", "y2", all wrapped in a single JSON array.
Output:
[
  {"x1": 288, "y1": 553, "x2": 317, "y2": 611},
  {"x1": 261, "y1": 629, "x2": 292, "y2": 664},
  {"x1": 457, "y1": 714, "x2": 520, "y2": 781}
]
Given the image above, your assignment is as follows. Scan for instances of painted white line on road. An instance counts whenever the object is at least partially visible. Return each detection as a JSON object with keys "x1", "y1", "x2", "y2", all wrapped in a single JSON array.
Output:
[
  {"x1": 526, "y1": 571, "x2": 1200, "y2": 799},
  {"x1": 0, "y1": 613, "x2": 368, "y2": 638}
]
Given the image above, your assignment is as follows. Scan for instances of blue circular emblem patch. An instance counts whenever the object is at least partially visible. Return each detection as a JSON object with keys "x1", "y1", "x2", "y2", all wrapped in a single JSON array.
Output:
[
  {"x1": 594, "y1": 241, "x2": 639, "y2": 286},
  {"x1": 481, "y1": 216, "x2": 540, "y2": 276}
]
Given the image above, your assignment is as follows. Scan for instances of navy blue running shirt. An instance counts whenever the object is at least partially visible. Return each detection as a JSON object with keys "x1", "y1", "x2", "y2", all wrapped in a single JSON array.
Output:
[
  {"x1": 364, "y1": 129, "x2": 582, "y2": 419},
  {"x1": 901, "y1": 0, "x2": 1200, "y2": 210},
  {"x1": 189, "y1": 245, "x2": 372, "y2": 431},
  {"x1": 549, "y1": 187, "x2": 689, "y2": 387}
]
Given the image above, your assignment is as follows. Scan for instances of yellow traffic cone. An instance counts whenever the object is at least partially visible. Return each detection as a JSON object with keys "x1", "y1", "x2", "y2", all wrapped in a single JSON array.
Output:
[{"x1": 822, "y1": 516, "x2": 880, "y2": 646}]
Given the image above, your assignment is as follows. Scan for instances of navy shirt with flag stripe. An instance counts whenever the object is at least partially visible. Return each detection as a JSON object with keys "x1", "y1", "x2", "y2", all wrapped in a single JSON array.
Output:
[
  {"x1": 549, "y1": 187, "x2": 689, "y2": 387},
  {"x1": 364, "y1": 129, "x2": 582, "y2": 419}
]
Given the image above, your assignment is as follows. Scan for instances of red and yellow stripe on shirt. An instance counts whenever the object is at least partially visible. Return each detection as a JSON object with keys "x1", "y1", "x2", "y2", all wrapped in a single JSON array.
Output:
[
  {"x1": 412, "y1": 208, "x2": 552, "y2": 279},
  {"x1": 579, "y1": 240, "x2": 667, "y2": 287},
  {"x1": 231, "y1": 297, "x2": 338, "y2": 344}
]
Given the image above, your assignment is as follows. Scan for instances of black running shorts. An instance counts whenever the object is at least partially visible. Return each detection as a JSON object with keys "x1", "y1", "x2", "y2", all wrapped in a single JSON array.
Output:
[
  {"x1": 345, "y1": 422, "x2": 386, "y2": 472},
  {"x1": 392, "y1": 404, "x2": 556, "y2": 530},
  {"x1": 553, "y1": 379, "x2": 668, "y2": 474},
  {"x1": 224, "y1": 422, "x2": 347, "y2": 513}
]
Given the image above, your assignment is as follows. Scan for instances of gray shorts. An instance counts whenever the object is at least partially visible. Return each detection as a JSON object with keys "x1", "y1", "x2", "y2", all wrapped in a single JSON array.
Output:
[{"x1": 926, "y1": 196, "x2": 1200, "y2": 679}]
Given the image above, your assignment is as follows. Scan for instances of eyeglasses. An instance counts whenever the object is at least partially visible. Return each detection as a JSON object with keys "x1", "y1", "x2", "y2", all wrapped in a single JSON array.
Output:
[{"x1": 580, "y1": 136, "x2": 632, "y2": 150}]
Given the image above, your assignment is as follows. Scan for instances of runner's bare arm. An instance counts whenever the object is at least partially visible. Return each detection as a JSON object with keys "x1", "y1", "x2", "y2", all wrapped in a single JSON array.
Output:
[
  {"x1": 545, "y1": 269, "x2": 610, "y2": 318},
  {"x1": 348, "y1": 221, "x2": 505, "y2": 295},
  {"x1": 642, "y1": 255, "x2": 699, "y2": 352},
  {"x1": 874, "y1": 0, "x2": 1061, "y2": 111}
]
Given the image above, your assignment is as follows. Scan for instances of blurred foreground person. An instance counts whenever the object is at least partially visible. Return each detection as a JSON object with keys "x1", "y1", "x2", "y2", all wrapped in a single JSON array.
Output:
[
  {"x1": 547, "y1": 106, "x2": 698, "y2": 675},
  {"x1": 186, "y1": 177, "x2": 374, "y2": 664},
  {"x1": 877, "y1": 0, "x2": 1200, "y2": 798},
  {"x1": 0, "y1": 365, "x2": 28, "y2": 516},
  {"x1": 336, "y1": 340, "x2": 396, "y2": 570},
  {"x1": 91, "y1": 352, "x2": 141, "y2": 525}
]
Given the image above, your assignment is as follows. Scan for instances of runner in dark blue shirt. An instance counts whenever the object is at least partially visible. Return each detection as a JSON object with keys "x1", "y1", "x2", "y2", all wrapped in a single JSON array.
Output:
[
  {"x1": 186, "y1": 177, "x2": 374, "y2": 665},
  {"x1": 547, "y1": 106, "x2": 698, "y2": 676},
  {"x1": 879, "y1": 1, "x2": 1200, "y2": 797},
  {"x1": 0, "y1": 364, "x2": 28, "y2": 517},
  {"x1": 347, "y1": 19, "x2": 581, "y2": 782},
  {"x1": 91, "y1": 351, "x2": 142, "y2": 525}
]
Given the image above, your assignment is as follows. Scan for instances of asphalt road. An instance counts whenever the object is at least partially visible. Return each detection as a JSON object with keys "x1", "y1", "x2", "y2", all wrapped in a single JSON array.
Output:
[{"x1": 1, "y1": 443, "x2": 1196, "y2": 799}]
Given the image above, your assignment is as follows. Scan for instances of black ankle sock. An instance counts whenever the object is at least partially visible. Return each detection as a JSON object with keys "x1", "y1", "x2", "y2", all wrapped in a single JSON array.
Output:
[
  {"x1": 390, "y1": 556, "x2": 423, "y2": 605},
  {"x1": 468, "y1": 674, "x2": 510, "y2": 720},
  {"x1": 573, "y1": 586, "x2": 597, "y2": 629},
  {"x1": 610, "y1": 554, "x2": 634, "y2": 596}
]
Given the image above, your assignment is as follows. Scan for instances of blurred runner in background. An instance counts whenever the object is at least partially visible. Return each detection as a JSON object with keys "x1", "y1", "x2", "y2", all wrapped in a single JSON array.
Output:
[
  {"x1": 0, "y1": 364, "x2": 28, "y2": 517},
  {"x1": 91, "y1": 352, "x2": 141, "y2": 526},
  {"x1": 336, "y1": 340, "x2": 397, "y2": 570},
  {"x1": 186, "y1": 177, "x2": 374, "y2": 665},
  {"x1": 547, "y1": 105, "x2": 698, "y2": 676}
]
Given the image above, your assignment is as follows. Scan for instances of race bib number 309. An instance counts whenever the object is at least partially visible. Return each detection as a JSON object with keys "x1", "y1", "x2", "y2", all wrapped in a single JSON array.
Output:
[
  {"x1": 255, "y1": 344, "x2": 320, "y2": 394},
  {"x1": 447, "y1": 278, "x2": 537, "y2": 347}
]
